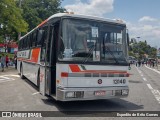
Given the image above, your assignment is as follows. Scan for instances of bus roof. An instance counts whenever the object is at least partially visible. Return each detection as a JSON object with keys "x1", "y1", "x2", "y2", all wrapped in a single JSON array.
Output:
[
  {"x1": 20, "y1": 13, "x2": 126, "y2": 40},
  {"x1": 48, "y1": 13, "x2": 126, "y2": 25}
]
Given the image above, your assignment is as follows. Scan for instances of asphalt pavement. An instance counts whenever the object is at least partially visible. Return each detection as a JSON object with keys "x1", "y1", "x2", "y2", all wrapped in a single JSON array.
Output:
[{"x1": 0, "y1": 65, "x2": 160, "y2": 119}]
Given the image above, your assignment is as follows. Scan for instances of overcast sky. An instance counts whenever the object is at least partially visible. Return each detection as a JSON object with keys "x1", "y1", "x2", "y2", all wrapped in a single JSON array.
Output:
[{"x1": 61, "y1": 0, "x2": 160, "y2": 48}]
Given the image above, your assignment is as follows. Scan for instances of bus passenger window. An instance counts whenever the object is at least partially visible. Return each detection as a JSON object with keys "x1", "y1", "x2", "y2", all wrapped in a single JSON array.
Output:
[{"x1": 37, "y1": 29, "x2": 44, "y2": 46}]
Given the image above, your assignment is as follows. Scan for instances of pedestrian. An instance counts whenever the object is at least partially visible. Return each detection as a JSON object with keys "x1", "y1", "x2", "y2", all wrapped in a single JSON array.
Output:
[
  {"x1": 138, "y1": 60, "x2": 141, "y2": 67},
  {"x1": 136, "y1": 61, "x2": 138, "y2": 67},
  {"x1": 6, "y1": 55, "x2": 9, "y2": 68},
  {"x1": 14, "y1": 54, "x2": 17, "y2": 69},
  {"x1": 0, "y1": 54, "x2": 5, "y2": 72},
  {"x1": 152, "y1": 61, "x2": 155, "y2": 68}
]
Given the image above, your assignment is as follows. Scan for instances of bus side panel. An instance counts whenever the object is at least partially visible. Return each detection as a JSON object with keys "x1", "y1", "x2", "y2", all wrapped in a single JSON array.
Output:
[
  {"x1": 56, "y1": 64, "x2": 69, "y2": 87},
  {"x1": 23, "y1": 62, "x2": 39, "y2": 85},
  {"x1": 39, "y1": 65, "x2": 46, "y2": 95},
  {"x1": 17, "y1": 48, "x2": 41, "y2": 86}
]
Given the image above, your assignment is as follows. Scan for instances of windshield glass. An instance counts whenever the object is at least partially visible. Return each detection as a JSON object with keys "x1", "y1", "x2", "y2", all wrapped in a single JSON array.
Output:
[{"x1": 58, "y1": 18, "x2": 128, "y2": 64}]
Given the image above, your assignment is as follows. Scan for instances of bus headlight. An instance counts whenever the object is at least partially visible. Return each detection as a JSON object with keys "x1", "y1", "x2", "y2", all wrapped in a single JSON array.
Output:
[
  {"x1": 122, "y1": 89, "x2": 129, "y2": 95},
  {"x1": 65, "y1": 91, "x2": 84, "y2": 98},
  {"x1": 66, "y1": 92, "x2": 75, "y2": 98}
]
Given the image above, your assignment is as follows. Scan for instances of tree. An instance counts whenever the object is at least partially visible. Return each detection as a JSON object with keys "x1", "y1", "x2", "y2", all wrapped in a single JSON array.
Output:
[
  {"x1": 0, "y1": 0, "x2": 28, "y2": 42},
  {"x1": 129, "y1": 40, "x2": 157, "y2": 59},
  {"x1": 21, "y1": 0, "x2": 65, "y2": 31}
]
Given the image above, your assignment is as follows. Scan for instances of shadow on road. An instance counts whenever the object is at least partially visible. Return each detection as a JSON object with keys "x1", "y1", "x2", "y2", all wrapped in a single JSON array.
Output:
[{"x1": 41, "y1": 97, "x2": 144, "y2": 114}]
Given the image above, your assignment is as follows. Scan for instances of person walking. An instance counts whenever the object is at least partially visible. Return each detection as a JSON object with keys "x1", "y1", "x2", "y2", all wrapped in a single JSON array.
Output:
[
  {"x1": 6, "y1": 55, "x2": 9, "y2": 68},
  {"x1": 0, "y1": 54, "x2": 5, "y2": 72},
  {"x1": 14, "y1": 54, "x2": 17, "y2": 69}
]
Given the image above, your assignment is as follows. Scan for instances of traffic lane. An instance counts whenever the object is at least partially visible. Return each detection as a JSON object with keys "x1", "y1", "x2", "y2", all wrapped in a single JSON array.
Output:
[
  {"x1": 129, "y1": 66, "x2": 160, "y2": 110},
  {"x1": 0, "y1": 74, "x2": 142, "y2": 112},
  {"x1": 137, "y1": 65, "x2": 160, "y2": 105},
  {"x1": 140, "y1": 65, "x2": 160, "y2": 91},
  {"x1": 0, "y1": 67, "x2": 159, "y2": 112}
]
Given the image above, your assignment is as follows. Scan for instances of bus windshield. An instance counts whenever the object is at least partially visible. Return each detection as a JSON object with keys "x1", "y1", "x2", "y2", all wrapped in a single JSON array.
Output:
[{"x1": 58, "y1": 18, "x2": 128, "y2": 64}]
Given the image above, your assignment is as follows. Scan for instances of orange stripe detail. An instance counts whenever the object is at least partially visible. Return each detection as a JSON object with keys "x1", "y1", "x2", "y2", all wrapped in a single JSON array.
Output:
[
  {"x1": 37, "y1": 19, "x2": 48, "y2": 27},
  {"x1": 31, "y1": 48, "x2": 40, "y2": 63},
  {"x1": 61, "y1": 72, "x2": 69, "y2": 77},
  {"x1": 69, "y1": 65, "x2": 81, "y2": 72},
  {"x1": 80, "y1": 70, "x2": 127, "y2": 74},
  {"x1": 69, "y1": 64, "x2": 128, "y2": 74}
]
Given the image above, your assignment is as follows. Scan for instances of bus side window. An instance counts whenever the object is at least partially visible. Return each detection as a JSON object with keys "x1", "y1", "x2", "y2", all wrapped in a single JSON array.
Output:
[
  {"x1": 18, "y1": 40, "x2": 21, "y2": 50},
  {"x1": 32, "y1": 30, "x2": 37, "y2": 47},
  {"x1": 27, "y1": 35, "x2": 30, "y2": 49},
  {"x1": 37, "y1": 29, "x2": 44, "y2": 46},
  {"x1": 40, "y1": 26, "x2": 48, "y2": 61}
]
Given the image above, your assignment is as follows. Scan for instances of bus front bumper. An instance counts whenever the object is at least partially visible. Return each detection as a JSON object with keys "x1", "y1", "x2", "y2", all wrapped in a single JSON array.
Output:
[{"x1": 56, "y1": 86, "x2": 129, "y2": 101}]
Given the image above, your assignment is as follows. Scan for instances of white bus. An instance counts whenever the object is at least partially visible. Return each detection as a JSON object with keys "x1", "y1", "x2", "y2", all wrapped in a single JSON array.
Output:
[{"x1": 17, "y1": 13, "x2": 130, "y2": 101}]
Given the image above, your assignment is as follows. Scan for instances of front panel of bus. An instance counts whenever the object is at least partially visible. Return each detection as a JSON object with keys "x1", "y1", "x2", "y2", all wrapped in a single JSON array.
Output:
[{"x1": 55, "y1": 18, "x2": 129, "y2": 101}]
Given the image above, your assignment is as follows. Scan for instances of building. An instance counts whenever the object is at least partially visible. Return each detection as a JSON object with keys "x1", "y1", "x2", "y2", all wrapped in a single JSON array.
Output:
[{"x1": 0, "y1": 42, "x2": 18, "y2": 53}]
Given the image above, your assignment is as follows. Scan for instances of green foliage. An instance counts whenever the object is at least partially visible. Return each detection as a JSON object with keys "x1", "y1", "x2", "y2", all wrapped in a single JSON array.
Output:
[
  {"x1": 0, "y1": 0, "x2": 28, "y2": 41},
  {"x1": 21, "y1": 0, "x2": 65, "y2": 31},
  {"x1": 129, "y1": 41, "x2": 157, "y2": 59}
]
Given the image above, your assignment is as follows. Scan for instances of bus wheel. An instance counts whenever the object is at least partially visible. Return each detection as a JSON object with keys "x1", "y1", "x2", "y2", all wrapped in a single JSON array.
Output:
[{"x1": 20, "y1": 65, "x2": 25, "y2": 79}]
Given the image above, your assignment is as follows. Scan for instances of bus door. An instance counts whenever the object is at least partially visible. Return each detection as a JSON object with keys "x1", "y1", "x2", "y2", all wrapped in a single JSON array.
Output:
[{"x1": 45, "y1": 22, "x2": 60, "y2": 95}]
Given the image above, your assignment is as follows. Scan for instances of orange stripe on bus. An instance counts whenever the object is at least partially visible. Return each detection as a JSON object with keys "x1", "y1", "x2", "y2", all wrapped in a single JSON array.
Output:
[
  {"x1": 31, "y1": 48, "x2": 40, "y2": 63},
  {"x1": 69, "y1": 64, "x2": 127, "y2": 74},
  {"x1": 80, "y1": 70, "x2": 127, "y2": 73},
  {"x1": 37, "y1": 19, "x2": 48, "y2": 27},
  {"x1": 69, "y1": 65, "x2": 81, "y2": 72}
]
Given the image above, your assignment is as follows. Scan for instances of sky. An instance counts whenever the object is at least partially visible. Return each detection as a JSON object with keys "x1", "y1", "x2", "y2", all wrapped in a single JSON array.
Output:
[{"x1": 61, "y1": 0, "x2": 160, "y2": 48}]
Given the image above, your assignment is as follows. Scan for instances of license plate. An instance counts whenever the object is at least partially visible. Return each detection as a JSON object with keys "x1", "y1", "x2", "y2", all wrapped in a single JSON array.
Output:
[{"x1": 94, "y1": 91, "x2": 106, "y2": 96}]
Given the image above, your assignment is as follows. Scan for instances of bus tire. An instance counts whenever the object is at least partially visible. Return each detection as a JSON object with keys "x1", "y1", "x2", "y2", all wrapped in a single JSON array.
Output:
[{"x1": 20, "y1": 65, "x2": 25, "y2": 79}]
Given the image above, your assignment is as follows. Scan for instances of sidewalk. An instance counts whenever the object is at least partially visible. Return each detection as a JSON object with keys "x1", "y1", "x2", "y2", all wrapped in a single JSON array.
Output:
[{"x1": 0, "y1": 65, "x2": 16, "y2": 73}]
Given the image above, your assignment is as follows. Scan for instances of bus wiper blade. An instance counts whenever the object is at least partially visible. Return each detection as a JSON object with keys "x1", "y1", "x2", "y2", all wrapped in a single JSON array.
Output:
[
  {"x1": 83, "y1": 36, "x2": 98, "y2": 63},
  {"x1": 103, "y1": 41, "x2": 119, "y2": 64},
  {"x1": 83, "y1": 44, "x2": 95, "y2": 63}
]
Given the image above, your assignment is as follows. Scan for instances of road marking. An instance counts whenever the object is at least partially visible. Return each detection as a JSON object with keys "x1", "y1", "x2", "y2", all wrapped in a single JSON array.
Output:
[
  {"x1": 0, "y1": 79, "x2": 15, "y2": 83},
  {"x1": 145, "y1": 65, "x2": 160, "y2": 74},
  {"x1": 0, "y1": 76, "x2": 10, "y2": 80},
  {"x1": 147, "y1": 84, "x2": 153, "y2": 90},
  {"x1": 1, "y1": 74, "x2": 20, "y2": 77},
  {"x1": 143, "y1": 77, "x2": 147, "y2": 81},
  {"x1": 146, "y1": 84, "x2": 160, "y2": 104},
  {"x1": 10, "y1": 75, "x2": 20, "y2": 77},
  {"x1": 135, "y1": 66, "x2": 145, "y2": 80},
  {"x1": 32, "y1": 92, "x2": 40, "y2": 95},
  {"x1": 0, "y1": 75, "x2": 16, "y2": 83}
]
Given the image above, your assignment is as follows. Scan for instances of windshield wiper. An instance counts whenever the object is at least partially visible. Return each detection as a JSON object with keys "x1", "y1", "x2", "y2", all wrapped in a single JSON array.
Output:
[
  {"x1": 82, "y1": 44, "x2": 95, "y2": 63},
  {"x1": 83, "y1": 36, "x2": 98, "y2": 63},
  {"x1": 102, "y1": 38, "x2": 119, "y2": 64}
]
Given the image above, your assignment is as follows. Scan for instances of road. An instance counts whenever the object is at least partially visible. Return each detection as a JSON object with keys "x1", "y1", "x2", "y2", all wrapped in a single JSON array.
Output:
[{"x1": 0, "y1": 65, "x2": 160, "y2": 119}]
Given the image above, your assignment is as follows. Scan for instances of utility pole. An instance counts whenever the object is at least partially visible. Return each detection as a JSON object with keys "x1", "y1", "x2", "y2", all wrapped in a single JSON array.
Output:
[{"x1": 136, "y1": 37, "x2": 140, "y2": 59}]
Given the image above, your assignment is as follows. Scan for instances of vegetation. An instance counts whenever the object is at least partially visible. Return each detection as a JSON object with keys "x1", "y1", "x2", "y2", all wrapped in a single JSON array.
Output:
[
  {"x1": 129, "y1": 40, "x2": 157, "y2": 59},
  {"x1": 21, "y1": 0, "x2": 65, "y2": 31},
  {"x1": 0, "y1": 0, "x2": 64, "y2": 44},
  {"x1": 0, "y1": 0, "x2": 28, "y2": 41}
]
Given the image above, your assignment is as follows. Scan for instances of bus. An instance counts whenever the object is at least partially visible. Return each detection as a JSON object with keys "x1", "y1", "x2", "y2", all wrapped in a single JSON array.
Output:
[{"x1": 17, "y1": 12, "x2": 130, "y2": 101}]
